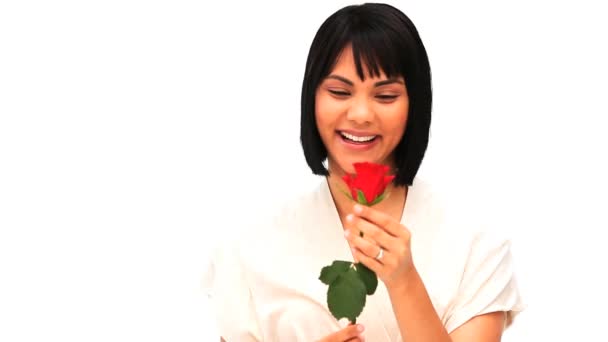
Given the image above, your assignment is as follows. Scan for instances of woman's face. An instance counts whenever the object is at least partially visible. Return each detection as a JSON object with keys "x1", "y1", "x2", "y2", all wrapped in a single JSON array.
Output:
[{"x1": 315, "y1": 45, "x2": 409, "y2": 176}]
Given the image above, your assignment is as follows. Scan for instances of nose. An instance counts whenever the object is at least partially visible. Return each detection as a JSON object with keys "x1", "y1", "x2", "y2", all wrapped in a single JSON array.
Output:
[{"x1": 346, "y1": 96, "x2": 374, "y2": 125}]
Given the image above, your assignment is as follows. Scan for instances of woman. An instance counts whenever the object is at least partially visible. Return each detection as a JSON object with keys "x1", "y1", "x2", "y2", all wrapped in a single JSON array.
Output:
[{"x1": 204, "y1": 3, "x2": 525, "y2": 341}]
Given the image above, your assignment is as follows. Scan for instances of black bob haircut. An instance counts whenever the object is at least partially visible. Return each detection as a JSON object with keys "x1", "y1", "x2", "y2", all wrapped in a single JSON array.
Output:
[{"x1": 300, "y1": 3, "x2": 432, "y2": 187}]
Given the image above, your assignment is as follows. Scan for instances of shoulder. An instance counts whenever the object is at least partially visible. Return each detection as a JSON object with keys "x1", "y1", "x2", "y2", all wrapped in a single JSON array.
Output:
[
  {"x1": 417, "y1": 176, "x2": 507, "y2": 242},
  {"x1": 409, "y1": 177, "x2": 525, "y2": 329},
  {"x1": 405, "y1": 175, "x2": 460, "y2": 248},
  {"x1": 410, "y1": 175, "x2": 516, "y2": 276},
  {"x1": 230, "y1": 179, "x2": 329, "y2": 258},
  {"x1": 409, "y1": 175, "x2": 450, "y2": 224},
  {"x1": 419, "y1": 179, "x2": 520, "y2": 306},
  {"x1": 250, "y1": 180, "x2": 327, "y2": 232}
]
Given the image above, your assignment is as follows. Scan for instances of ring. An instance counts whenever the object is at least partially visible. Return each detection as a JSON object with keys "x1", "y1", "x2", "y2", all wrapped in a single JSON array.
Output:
[{"x1": 375, "y1": 247, "x2": 384, "y2": 261}]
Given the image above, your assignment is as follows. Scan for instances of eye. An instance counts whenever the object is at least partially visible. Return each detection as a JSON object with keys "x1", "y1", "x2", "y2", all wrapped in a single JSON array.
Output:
[
  {"x1": 376, "y1": 94, "x2": 399, "y2": 101},
  {"x1": 328, "y1": 89, "x2": 350, "y2": 97}
]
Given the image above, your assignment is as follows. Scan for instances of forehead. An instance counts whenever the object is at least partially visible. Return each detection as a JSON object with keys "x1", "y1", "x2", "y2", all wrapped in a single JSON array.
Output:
[{"x1": 328, "y1": 44, "x2": 396, "y2": 82}]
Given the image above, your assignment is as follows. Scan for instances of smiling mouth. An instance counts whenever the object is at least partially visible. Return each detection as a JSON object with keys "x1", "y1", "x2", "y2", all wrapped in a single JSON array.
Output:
[{"x1": 338, "y1": 131, "x2": 379, "y2": 144}]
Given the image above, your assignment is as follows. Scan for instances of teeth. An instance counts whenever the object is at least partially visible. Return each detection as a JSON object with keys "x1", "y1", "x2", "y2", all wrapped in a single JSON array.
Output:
[{"x1": 340, "y1": 132, "x2": 377, "y2": 142}]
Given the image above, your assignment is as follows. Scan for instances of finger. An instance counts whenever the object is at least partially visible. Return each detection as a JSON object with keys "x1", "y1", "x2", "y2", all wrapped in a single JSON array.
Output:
[
  {"x1": 345, "y1": 213, "x2": 397, "y2": 252},
  {"x1": 345, "y1": 337, "x2": 364, "y2": 342},
  {"x1": 337, "y1": 324, "x2": 365, "y2": 341},
  {"x1": 353, "y1": 204, "x2": 407, "y2": 238},
  {"x1": 346, "y1": 230, "x2": 385, "y2": 264},
  {"x1": 352, "y1": 245, "x2": 384, "y2": 275}
]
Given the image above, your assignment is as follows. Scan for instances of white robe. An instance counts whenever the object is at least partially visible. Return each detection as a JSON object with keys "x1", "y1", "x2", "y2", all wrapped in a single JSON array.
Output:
[{"x1": 203, "y1": 177, "x2": 525, "y2": 341}]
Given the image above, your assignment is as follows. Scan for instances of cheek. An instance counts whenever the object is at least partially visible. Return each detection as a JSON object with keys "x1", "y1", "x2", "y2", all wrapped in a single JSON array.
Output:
[
  {"x1": 385, "y1": 103, "x2": 409, "y2": 139},
  {"x1": 315, "y1": 93, "x2": 340, "y2": 132}
]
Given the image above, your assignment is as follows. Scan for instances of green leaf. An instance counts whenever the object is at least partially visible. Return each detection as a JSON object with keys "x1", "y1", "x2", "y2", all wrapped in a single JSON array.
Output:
[
  {"x1": 370, "y1": 192, "x2": 386, "y2": 206},
  {"x1": 356, "y1": 189, "x2": 368, "y2": 205},
  {"x1": 355, "y1": 262, "x2": 378, "y2": 295},
  {"x1": 319, "y1": 260, "x2": 352, "y2": 285},
  {"x1": 327, "y1": 267, "x2": 367, "y2": 323}
]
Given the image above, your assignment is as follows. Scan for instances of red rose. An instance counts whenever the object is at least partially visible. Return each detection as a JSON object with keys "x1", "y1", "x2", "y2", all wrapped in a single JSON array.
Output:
[{"x1": 342, "y1": 162, "x2": 395, "y2": 205}]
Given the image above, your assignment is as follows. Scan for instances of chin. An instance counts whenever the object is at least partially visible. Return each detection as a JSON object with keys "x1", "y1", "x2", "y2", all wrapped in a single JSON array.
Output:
[{"x1": 339, "y1": 163, "x2": 357, "y2": 175}]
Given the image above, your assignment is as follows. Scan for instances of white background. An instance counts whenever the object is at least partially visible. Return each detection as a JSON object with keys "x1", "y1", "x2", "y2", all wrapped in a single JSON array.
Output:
[{"x1": 1, "y1": 0, "x2": 607, "y2": 341}]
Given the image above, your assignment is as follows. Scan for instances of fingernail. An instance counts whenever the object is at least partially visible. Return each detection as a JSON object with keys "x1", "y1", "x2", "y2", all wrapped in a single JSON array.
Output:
[
  {"x1": 354, "y1": 204, "x2": 363, "y2": 214},
  {"x1": 346, "y1": 214, "x2": 354, "y2": 222},
  {"x1": 344, "y1": 229, "x2": 350, "y2": 238},
  {"x1": 357, "y1": 324, "x2": 365, "y2": 332}
]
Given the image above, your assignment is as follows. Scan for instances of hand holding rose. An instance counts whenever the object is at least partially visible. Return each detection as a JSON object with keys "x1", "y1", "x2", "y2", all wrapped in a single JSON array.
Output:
[{"x1": 344, "y1": 202, "x2": 414, "y2": 292}]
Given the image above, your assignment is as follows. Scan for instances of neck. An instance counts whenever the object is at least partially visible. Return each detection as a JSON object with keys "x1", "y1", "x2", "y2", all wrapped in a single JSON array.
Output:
[{"x1": 325, "y1": 162, "x2": 408, "y2": 227}]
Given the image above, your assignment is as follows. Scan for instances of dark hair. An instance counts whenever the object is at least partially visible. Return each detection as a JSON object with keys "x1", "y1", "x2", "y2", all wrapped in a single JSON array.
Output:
[{"x1": 300, "y1": 3, "x2": 432, "y2": 186}]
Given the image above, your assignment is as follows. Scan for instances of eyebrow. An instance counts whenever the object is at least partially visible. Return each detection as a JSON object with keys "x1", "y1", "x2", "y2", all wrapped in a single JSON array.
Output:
[{"x1": 326, "y1": 74, "x2": 404, "y2": 87}]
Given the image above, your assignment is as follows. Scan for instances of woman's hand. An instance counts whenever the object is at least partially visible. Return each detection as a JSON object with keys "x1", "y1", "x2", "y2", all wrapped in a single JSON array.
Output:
[
  {"x1": 317, "y1": 324, "x2": 365, "y2": 342},
  {"x1": 344, "y1": 203, "x2": 415, "y2": 291}
]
